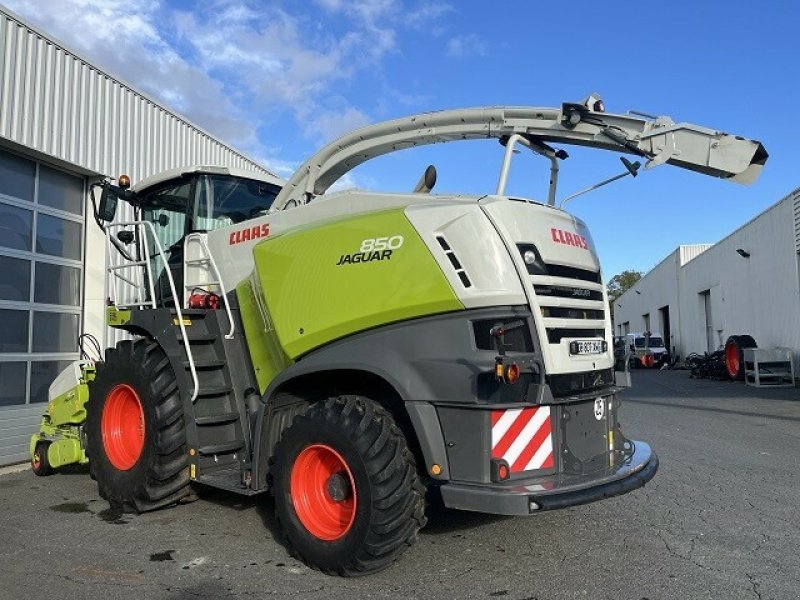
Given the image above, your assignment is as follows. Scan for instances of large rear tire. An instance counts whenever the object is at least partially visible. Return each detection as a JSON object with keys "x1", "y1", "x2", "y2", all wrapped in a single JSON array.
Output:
[
  {"x1": 86, "y1": 339, "x2": 191, "y2": 512},
  {"x1": 724, "y1": 335, "x2": 757, "y2": 380},
  {"x1": 271, "y1": 396, "x2": 427, "y2": 576}
]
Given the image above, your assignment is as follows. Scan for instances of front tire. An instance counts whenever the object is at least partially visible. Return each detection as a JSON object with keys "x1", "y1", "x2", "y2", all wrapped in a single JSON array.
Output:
[
  {"x1": 271, "y1": 396, "x2": 426, "y2": 575},
  {"x1": 86, "y1": 339, "x2": 191, "y2": 512}
]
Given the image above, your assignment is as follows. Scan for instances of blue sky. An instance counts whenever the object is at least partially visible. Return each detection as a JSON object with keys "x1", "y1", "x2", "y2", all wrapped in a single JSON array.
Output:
[{"x1": 6, "y1": 0, "x2": 799, "y2": 279}]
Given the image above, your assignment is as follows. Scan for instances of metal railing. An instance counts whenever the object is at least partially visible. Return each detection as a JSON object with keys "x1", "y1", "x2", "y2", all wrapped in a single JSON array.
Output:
[
  {"x1": 104, "y1": 221, "x2": 199, "y2": 402},
  {"x1": 184, "y1": 233, "x2": 236, "y2": 340}
]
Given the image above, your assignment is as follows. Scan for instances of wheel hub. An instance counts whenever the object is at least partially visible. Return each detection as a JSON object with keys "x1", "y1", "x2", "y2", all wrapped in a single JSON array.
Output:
[
  {"x1": 101, "y1": 384, "x2": 145, "y2": 471},
  {"x1": 326, "y1": 472, "x2": 351, "y2": 502},
  {"x1": 290, "y1": 444, "x2": 357, "y2": 541}
]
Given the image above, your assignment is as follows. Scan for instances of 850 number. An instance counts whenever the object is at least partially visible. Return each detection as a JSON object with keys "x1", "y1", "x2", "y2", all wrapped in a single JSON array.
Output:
[{"x1": 360, "y1": 236, "x2": 404, "y2": 252}]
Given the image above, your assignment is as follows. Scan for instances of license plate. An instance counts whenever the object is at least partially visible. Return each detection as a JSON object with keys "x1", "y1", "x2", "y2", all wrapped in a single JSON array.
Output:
[{"x1": 569, "y1": 340, "x2": 604, "y2": 355}]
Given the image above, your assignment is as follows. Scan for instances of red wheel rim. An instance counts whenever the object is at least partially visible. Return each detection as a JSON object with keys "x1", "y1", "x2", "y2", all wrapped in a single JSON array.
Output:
[
  {"x1": 101, "y1": 384, "x2": 145, "y2": 471},
  {"x1": 290, "y1": 444, "x2": 357, "y2": 541},
  {"x1": 32, "y1": 449, "x2": 41, "y2": 470},
  {"x1": 725, "y1": 343, "x2": 739, "y2": 378}
]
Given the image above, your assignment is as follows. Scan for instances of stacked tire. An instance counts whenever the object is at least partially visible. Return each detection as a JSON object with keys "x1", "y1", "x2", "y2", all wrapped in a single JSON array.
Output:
[{"x1": 724, "y1": 335, "x2": 757, "y2": 381}]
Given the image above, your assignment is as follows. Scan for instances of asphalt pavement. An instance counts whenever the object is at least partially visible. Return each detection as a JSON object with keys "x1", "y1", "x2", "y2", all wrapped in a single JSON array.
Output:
[{"x1": 1, "y1": 370, "x2": 798, "y2": 600}]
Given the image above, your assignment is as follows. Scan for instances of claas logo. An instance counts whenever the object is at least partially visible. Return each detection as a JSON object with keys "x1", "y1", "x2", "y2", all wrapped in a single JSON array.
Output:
[
  {"x1": 550, "y1": 227, "x2": 588, "y2": 250},
  {"x1": 229, "y1": 223, "x2": 270, "y2": 245}
]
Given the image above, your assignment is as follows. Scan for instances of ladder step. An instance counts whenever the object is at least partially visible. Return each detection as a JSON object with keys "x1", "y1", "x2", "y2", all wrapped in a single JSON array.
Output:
[
  {"x1": 184, "y1": 359, "x2": 226, "y2": 370},
  {"x1": 184, "y1": 333, "x2": 217, "y2": 342},
  {"x1": 195, "y1": 412, "x2": 239, "y2": 426},
  {"x1": 198, "y1": 441, "x2": 244, "y2": 455},
  {"x1": 194, "y1": 467, "x2": 260, "y2": 496},
  {"x1": 196, "y1": 385, "x2": 233, "y2": 397},
  {"x1": 185, "y1": 257, "x2": 211, "y2": 264}
]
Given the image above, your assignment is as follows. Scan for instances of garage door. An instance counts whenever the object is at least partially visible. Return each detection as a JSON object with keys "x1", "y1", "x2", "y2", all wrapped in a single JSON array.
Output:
[{"x1": 0, "y1": 147, "x2": 85, "y2": 466}]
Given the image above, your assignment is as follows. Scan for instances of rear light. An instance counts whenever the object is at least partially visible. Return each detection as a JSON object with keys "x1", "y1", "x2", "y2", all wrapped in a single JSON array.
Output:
[
  {"x1": 504, "y1": 363, "x2": 520, "y2": 384},
  {"x1": 490, "y1": 458, "x2": 511, "y2": 482}
]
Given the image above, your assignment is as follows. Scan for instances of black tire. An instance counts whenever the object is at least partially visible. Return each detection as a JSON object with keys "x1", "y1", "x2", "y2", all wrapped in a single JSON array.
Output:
[
  {"x1": 271, "y1": 396, "x2": 427, "y2": 576},
  {"x1": 724, "y1": 335, "x2": 757, "y2": 381},
  {"x1": 86, "y1": 339, "x2": 191, "y2": 512},
  {"x1": 31, "y1": 441, "x2": 54, "y2": 476}
]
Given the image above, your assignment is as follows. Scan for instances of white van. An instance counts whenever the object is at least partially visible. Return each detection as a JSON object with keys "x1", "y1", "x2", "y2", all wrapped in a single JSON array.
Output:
[{"x1": 626, "y1": 332, "x2": 669, "y2": 368}]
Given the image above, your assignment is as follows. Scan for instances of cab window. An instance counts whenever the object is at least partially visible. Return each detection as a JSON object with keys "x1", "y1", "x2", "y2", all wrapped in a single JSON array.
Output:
[{"x1": 193, "y1": 175, "x2": 281, "y2": 231}]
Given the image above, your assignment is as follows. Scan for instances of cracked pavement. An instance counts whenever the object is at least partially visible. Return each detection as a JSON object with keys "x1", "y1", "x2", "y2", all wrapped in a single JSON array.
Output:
[{"x1": 1, "y1": 370, "x2": 798, "y2": 599}]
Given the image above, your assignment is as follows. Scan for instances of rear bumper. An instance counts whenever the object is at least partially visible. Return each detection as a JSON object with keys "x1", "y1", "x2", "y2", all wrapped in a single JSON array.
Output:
[{"x1": 439, "y1": 441, "x2": 657, "y2": 516}]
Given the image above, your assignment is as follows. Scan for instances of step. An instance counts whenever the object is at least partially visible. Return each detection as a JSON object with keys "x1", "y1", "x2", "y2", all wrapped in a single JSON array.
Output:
[
  {"x1": 194, "y1": 467, "x2": 260, "y2": 496},
  {"x1": 198, "y1": 440, "x2": 244, "y2": 456},
  {"x1": 183, "y1": 332, "x2": 217, "y2": 343},
  {"x1": 196, "y1": 385, "x2": 232, "y2": 397},
  {"x1": 195, "y1": 412, "x2": 240, "y2": 426},
  {"x1": 184, "y1": 359, "x2": 226, "y2": 370}
]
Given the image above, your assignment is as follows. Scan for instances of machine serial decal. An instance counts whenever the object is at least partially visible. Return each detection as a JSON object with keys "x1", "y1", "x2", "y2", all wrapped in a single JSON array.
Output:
[
  {"x1": 337, "y1": 235, "x2": 404, "y2": 266},
  {"x1": 491, "y1": 406, "x2": 554, "y2": 473},
  {"x1": 551, "y1": 227, "x2": 588, "y2": 250},
  {"x1": 229, "y1": 223, "x2": 270, "y2": 245}
]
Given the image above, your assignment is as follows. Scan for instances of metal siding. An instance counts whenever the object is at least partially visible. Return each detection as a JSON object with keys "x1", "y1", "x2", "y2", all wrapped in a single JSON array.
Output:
[
  {"x1": 794, "y1": 192, "x2": 800, "y2": 252},
  {"x1": 0, "y1": 405, "x2": 42, "y2": 464},
  {"x1": 0, "y1": 8, "x2": 270, "y2": 181},
  {"x1": 0, "y1": 8, "x2": 276, "y2": 466},
  {"x1": 678, "y1": 244, "x2": 711, "y2": 266}
]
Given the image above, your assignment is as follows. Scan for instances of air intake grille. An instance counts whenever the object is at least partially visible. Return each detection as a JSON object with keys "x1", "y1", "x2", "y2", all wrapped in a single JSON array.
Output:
[{"x1": 436, "y1": 236, "x2": 472, "y2": 288}]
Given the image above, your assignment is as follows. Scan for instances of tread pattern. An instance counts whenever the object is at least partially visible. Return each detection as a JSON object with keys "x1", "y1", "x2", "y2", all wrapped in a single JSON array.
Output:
[
  {"x1": 272, "y1": 396, "x2": 427, "y2": 576},
  {"x1": 87, "y1": 338, "x2": 191, "y2": 512}
]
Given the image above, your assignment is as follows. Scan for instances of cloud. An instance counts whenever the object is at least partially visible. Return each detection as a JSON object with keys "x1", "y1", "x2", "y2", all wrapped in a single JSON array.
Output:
[
  {"x1": 304, "y1": 107, "x2": 372, "y2": 142},
  {"x1": 446, "y1": 33, "x2": 487, "y2": 58},
  {"x1": 405, "y1": 2, "x2": 454, "y2": 32},
  {"x1": 4, "y1": 0, "x2": 454, "y2": 184}
]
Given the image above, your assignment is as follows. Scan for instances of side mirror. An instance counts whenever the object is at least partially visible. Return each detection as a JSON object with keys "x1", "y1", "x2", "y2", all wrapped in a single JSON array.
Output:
[{"x1": 98, "y1": 183, "x2": 119, "y2": 221}]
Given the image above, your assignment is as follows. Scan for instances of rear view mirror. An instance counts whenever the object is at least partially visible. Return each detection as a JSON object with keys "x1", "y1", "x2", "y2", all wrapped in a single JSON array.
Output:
[{"x1": 98, "y1": 183, "x2": 119, "y2": 221}]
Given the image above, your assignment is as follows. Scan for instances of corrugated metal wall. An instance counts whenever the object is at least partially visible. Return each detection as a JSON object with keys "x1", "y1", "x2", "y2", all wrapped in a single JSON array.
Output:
[
  {"x1": 0, "y1": 7, "x2": 274, "y2": 466},
  {"x1": 678, "y1": 244, "x2": 711, "y2": 266},
  {"x1": 0, "y1": 8, "x2": 270, "y2": 181}
]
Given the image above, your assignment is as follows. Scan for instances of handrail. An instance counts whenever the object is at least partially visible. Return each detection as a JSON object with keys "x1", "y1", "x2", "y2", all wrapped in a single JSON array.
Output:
[
  {"x1": 105, "y1": 221, "x2": 199, "y2": 403},
  {"x1": 190, "y1": 234, "x2": 236, "y2": 340}
]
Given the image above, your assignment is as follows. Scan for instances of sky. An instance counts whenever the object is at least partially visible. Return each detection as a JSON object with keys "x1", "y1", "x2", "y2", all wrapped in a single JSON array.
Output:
[{"x1": 5, "y1": 0, "x2": 800, "y2": 280}]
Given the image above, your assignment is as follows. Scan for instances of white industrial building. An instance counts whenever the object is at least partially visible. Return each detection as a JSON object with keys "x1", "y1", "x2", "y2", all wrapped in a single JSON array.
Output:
[
  {"x1": 0, "y1": 6, "x2": 271, "y2": 465},
  {"x1": 613, "y1": 188, "x2": 800, "y2": 371}
]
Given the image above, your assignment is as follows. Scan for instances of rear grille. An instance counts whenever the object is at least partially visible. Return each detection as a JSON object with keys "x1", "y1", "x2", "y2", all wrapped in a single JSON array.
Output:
[
  {"x1": 546, "y1": 328, "x2": 605, "y2": 343},
  {"x1": 533, "y1": 285, "x2": 603, "y2": 301},
  {"x1": 543, "y1": 262, "x2": 601, "y2": 283},
  {"x1": 541, "y1": 307, "x2": 604, "y2": 320}
]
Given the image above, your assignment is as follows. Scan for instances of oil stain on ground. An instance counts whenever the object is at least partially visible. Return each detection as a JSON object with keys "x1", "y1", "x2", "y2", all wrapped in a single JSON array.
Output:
[{"x1": 150, "y1": 550, "x2": 175, "y2": 562}]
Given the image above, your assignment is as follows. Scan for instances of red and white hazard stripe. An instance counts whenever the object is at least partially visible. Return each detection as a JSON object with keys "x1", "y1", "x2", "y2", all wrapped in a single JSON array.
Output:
[{"x1": 491, "y1": 406, "x2": 554, "y2": 473}]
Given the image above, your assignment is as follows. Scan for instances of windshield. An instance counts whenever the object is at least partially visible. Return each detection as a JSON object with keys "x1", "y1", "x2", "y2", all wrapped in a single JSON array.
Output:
[
  {"x1": 634, "y1": 337, "x2": 645, "y2": 348},
  {"x1": 194, "y1": 175, "x2": 281, "y2": 231},
  {"x1": 647, "y1": 337, "x2": 665, "y2": 348}
]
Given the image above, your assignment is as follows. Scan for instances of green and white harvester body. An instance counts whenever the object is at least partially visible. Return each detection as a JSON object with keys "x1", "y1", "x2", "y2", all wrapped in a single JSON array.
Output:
[{"x1": 33, "y1": 96, "x2": 767, "y2": 574}]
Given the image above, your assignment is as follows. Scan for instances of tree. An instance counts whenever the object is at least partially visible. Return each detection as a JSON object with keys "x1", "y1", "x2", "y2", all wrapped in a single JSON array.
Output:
[{"x1": 607, "y1": 270, "x2": 643, "y2": 321}]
